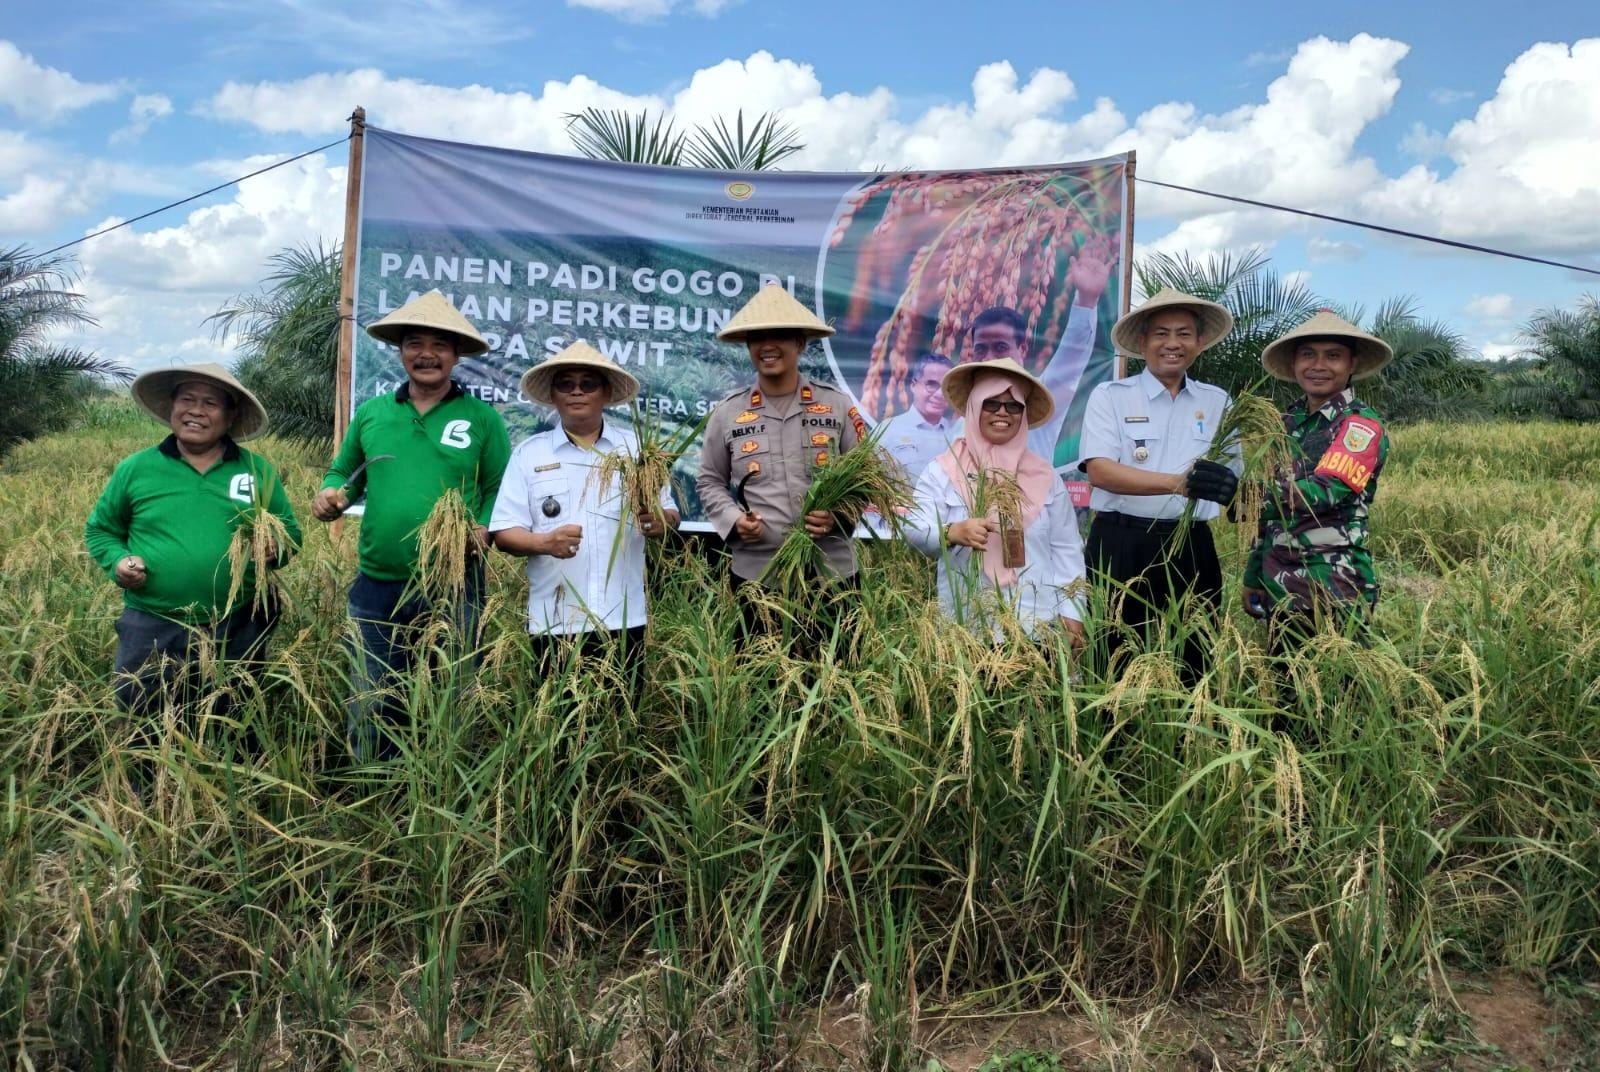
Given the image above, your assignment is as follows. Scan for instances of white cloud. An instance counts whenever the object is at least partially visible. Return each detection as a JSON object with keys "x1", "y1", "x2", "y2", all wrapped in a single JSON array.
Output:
[
  {"x1": 1362, "y1": 38, "x2": 1600, "y2": 255},
  {"x1": 0, "y1": 128, "x2": 50, "y2": 180},
  {"x1": 0, "y1": 40, "x2": 120, "y2": 122},
  {"x1": 566, "y1": 0, "x2": 735, "y2": 18},
  {"x1": 0, "y1": 174, "x2": 87, "y2": 233},
  {"x1": 110, "y1": 93, "x2": 174, "y2": 144},
  {"x1": 1308, "y1": 236, "x2": 1362, "y2": 263},
  {"x1": 1465, "y1": 293, "x2": 1516, "y2": 319},
  {"x1": 1480, "y1": 338, "x2": 1522, "y2": 361}
]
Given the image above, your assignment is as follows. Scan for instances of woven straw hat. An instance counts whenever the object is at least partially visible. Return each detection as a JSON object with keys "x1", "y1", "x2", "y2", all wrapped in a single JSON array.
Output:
[
  {"x1": 716, "y1": 284, "x2": 834, "y2": 342},
  {"x1": 1111, "y1": 287, "x2": 1234, "y2": 355},
  {"x1": 520, "y1": 341, "x2": 640, "y2": 406},
  {"x1": 131, "y1": 362, "x2": 269, "y2": 442},
  {"x1": 1261, "y1": 309, "x2": 1394, "y2": 382},
  {"x1": 941, "y1": 358, "x2": 1054, "y2": 429},
  {"x1": 365, "y1": 289, "x2": 490, "y2": 356}
]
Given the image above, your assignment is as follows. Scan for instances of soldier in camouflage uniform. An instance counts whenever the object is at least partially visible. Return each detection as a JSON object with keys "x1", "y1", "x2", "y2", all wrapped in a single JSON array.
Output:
[{"x1": 1244, "y1": 310, "x2": 1394, "y2": 648}]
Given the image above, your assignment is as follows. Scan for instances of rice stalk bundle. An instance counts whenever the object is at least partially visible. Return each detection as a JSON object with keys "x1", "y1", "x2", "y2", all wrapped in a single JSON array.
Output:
[
  {"x1": 415, "y1": 487, "x2": 475, "y2": 606},
  {"x1": 1169, "y1": 385, "x2": 1292, "y2": 552},
  {"x1": 590, "y1": 408, "x2": 706, "y2": 528},
  {"x1": 761, "y1": 430, "x2": 910, "y2": 594},
  {"x1": 225, "y1": 468, "x2": 292, "y2": 618}
]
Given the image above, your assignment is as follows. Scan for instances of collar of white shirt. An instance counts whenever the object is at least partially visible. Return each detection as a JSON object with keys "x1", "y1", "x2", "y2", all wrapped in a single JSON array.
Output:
[{"x1": 1138, "y1": 367, "x2": 1192, "y2": 400}]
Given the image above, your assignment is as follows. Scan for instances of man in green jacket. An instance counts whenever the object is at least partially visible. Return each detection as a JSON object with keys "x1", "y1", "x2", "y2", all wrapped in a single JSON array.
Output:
[
  {"x1": 312, "y1": 290, "x2": 510, "y2": 759},
  {"x1": 86, "y1": 363, "x2": 300, "y2": 715}
]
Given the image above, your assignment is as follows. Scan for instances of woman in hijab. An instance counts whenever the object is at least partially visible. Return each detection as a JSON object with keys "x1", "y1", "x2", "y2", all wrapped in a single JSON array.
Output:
[{"x1": 906, "y1": 359, "x2": 1086, "y2": 646}]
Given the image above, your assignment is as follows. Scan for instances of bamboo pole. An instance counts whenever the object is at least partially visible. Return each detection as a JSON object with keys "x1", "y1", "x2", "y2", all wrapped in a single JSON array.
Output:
[
  {"x1": 332, "y1": 107, "x2": 366, "y2": 542},
  {"x1": 334, "y1": 106, "x2": 366, "y2": 448}
]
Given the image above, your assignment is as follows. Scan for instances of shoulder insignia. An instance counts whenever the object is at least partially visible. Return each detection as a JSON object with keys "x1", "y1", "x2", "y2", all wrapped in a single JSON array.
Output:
[
  {"x1": 749, "y1": 389, "x2": 763, "y2": 408},
  {"x1": 735, "y1": 410, "x2": 760, "y2": 425},
  {"x1": 847, "y1": 405, "x2": 867, "y2": 439},
  {"x1": 800, "y1": 384, "x2": 814, "y2": 404}
]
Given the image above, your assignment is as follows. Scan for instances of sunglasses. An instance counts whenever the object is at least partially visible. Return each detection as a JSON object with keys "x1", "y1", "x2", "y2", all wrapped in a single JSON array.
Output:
[
  {"x1": 981, "y1": 398, "x2": 1026, "y2": 415},
  {"x1": 552, "y1": 375, "x2": 605, "y2": 395}
]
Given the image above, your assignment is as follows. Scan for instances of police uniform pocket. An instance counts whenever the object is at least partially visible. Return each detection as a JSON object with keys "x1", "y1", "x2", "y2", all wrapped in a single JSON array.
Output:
[
  {"x1": 1122, "y1": 428, "x2": 1162, "y2": 467},
  {"x1": 731, "y1": 433, "x2": 772, "y2": 480},
  {"x1": 529, "y1": 474, "x2": 568, "y2": 530}
]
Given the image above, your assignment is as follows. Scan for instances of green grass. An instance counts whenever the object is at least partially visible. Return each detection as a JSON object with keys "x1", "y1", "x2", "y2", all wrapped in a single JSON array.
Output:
[{"x1": 1, "y1": 412, "x2": 1597, "y2": 1069}]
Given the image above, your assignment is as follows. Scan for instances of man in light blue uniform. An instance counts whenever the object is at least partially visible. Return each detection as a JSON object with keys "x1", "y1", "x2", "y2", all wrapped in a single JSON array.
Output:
[
  {"x1": 878, "y1": 352, "x2": 958, "y2": 482},
  {"x1": 1075, "y1": 287, "x2": 1240, "y2": 681}
]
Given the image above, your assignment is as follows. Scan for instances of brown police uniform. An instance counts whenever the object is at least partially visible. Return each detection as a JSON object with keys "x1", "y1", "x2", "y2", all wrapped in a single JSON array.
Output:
[{"x1": 696, "y1": 376, "x2": 865, "y2": 583}]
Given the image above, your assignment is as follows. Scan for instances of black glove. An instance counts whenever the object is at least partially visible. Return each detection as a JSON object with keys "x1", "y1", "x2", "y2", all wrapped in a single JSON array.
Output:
[{"x1": 1185, "y1": 459, "x2": 1238, "y2": 505}]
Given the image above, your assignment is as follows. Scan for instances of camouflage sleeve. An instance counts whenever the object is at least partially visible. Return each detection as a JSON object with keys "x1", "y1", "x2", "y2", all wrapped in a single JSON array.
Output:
[{"x1": 1283, "y1": 412, "x2": 1386, "y2": 510}]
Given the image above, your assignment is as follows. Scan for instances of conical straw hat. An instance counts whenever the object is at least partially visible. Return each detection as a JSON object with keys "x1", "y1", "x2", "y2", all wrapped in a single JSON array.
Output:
[
  {"x1": 1110, "y1": 287, "x2": 1234, "y2": 355},
  {"x1": 365, "y1": 289, "x2": 490, "y2": 356},
  {"x1": 1261, "y1": 309, "x2": 1394, "y2": 382},
  {"x1": 131, "y1": 362, "x2": 269, "y2": 441},
  {"x1": 941, "y1": 357, "x2": 1054, "y2": 429},
  {"x1": 520, "y1": 341, "x2": 640, "y2": 405},
  {"x1": 717, "y1": 283, "x2": 834, "y2": 341}
]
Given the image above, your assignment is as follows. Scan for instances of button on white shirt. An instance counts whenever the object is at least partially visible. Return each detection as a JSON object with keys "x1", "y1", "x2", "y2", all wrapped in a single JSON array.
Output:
[
  {"x1": 489, "y1": 423, "x2": 675, "y2": 636},
  {"x1": 1075, "y1": 370, "x2": 1234, "y2": 521},
  {"x1": 879, "y1": 408, "x2": 960, "y2": 483},
  {"x1": 905, "y1": 462, "x2": 1087, "y2": 636}
]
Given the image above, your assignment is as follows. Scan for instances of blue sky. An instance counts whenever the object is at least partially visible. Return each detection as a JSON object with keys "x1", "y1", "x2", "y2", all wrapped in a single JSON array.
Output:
[{"x1": 3, "y1": 0, "x2": 1597, "y2": 369}]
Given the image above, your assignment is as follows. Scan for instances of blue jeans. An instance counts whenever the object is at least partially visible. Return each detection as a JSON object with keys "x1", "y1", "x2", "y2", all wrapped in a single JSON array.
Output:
[
  {"x1": 345, "y1": 566, "x2": 484, "y2": 761},
  {"x1": 112, "y1": 602, "x2": 277, "y2": 718}
]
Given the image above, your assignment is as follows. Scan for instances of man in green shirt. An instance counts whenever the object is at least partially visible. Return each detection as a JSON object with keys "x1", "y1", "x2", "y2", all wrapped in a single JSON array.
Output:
[
  {"x1": 312, "y1": 290, "x2": 511, "y2": 759},
  {"x1": 85, "y1": 363, "x2": 300, "y2": 715}
]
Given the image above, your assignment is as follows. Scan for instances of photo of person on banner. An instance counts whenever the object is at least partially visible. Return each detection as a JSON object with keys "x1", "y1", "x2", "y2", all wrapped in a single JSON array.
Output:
[{"x1": 820, "y1": 165, "x2": 1128, "y2": 471}]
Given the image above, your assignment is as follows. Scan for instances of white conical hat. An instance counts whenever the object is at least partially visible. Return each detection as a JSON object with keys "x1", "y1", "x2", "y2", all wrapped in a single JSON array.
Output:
[
  {"x1": 940, "y1": 357, "x2": 1054, "y2": 429},
  {"x1": 1110, "y1": 287, "x2": 1234, "y2": 355},
  {"x1": 717, "y1": 283, "x2": 834, "y2": 341},
  {"x1": 1261, "y1": 309, "x2": 1394, "y2": 382},
  {"x1": 131, "y1": 362, "x2": 269, "y2": 441},
  {"x1": 365, "y1": 289, "x2": 490, "y2": 355},
  {"x1": 519, "y1": 341, "x2": 640, "y2": 405}
]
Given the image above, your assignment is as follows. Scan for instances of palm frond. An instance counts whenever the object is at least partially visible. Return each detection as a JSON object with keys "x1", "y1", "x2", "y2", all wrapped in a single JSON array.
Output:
[
  {"x1": 683, "y1": 111, "x2": 804, "y2": 171},
  {"x1": 564, "y1": 108, "x2": 688, "y2": 166}
]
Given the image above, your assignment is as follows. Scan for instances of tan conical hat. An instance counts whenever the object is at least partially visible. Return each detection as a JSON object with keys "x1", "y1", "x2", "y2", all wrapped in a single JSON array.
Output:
[
  {"x1": 131, "y1": 362, "x2": 269, "y2": 441},
  {"x1": 1111, "y1": 287, "x2": 1234, "y2": 355},
  {"x1": 520, "y1": 341, "x2": 640, "y2": 406},
  {"x1": 941, "y1": 358, "x2": 1054, "y2": 429},
  {"x1": 365, "y1": 289, "x2": 490, "y2": 356},
  {"x1": 1261, "y1": 309, "x2": 1394, "y2": 382},
  {"x1": 716, "y1": 283, "x2": 834, "y2": 342}
]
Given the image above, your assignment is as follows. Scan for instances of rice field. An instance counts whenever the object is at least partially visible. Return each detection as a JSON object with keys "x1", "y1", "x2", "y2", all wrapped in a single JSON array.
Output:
[{"x1": 1, "y1": 402, "x2": 1597, "y2": 1070}]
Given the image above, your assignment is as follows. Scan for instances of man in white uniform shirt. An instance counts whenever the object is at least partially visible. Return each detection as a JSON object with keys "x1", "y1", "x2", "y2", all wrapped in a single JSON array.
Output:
[
  {"x1": 490, "y1": 342, "x2": 678, "y2": 686},
  {"x1": 1075, "y1": 288, "x2": 1240, "y2": 682},
  {"x1": 879, "y1": 352, "x2": 957, "y2": 481}
]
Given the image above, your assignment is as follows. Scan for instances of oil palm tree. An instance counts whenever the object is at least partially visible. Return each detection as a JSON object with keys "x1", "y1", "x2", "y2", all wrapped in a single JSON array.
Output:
[
  {"x1": 1337, "y1": 296, "x2": 1486, "y2": 421},
  {"x1": 0, "y1": 246, "x2": 130, "y2": 459},
  {"x1": 207, "y1": 243, "x2": 342, "y2": 446},
  {"x1": 565, "y1": 108, "x2": 804, "y2": 170},
  {"x1": 1500, "y1": 294, "x2": 1600, "y2": 420}
]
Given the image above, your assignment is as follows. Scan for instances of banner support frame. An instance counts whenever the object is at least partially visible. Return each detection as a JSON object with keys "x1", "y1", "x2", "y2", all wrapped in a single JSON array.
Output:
[{"x1": 1119, "y1": 150, "x2": 1136, "y2": 380}]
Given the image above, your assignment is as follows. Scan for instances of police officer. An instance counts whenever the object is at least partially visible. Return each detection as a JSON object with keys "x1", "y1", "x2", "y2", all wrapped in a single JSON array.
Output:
[
  {"x1": 696, "y1": 284, "x2": 865, "y2": 638},
  {"x1": 1244, "y1": 309, "x2": 1392, "y2": 648},
  {"x1": 1075, "y1": 288, "x2": 1240, "y2": 681}
]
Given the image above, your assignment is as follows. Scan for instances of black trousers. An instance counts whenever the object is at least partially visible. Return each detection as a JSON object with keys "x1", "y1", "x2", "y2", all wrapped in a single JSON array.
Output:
[
  {"x1": 530, "y1": 625, "x2": 648, "y2": 700},
  {"x1": 1086, "y1": 512, "x2": 1223, "y2": 684},
  {"x1": 733, "y1": 572, "x2": 859, "y2": 653}
]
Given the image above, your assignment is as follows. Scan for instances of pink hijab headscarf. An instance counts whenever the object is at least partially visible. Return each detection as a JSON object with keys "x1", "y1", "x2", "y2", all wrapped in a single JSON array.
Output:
[{"x1": 934, "y1": 370, "x2": 1056, "y2": 586}]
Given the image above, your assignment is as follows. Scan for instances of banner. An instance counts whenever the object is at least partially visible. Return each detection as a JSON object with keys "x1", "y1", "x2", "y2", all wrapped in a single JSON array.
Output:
[{"x1": 350, "y1": 127, "x2": 1132, "y2": 528}]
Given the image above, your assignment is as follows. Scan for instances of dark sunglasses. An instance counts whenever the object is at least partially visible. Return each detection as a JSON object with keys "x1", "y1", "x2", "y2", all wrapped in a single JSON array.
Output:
[
  {"x1": 553, "y1": 375, "x2": 605, "y2": 395},
  {"x1": 981, "y1": 398, "x2": 1026, "y2": 415}
]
